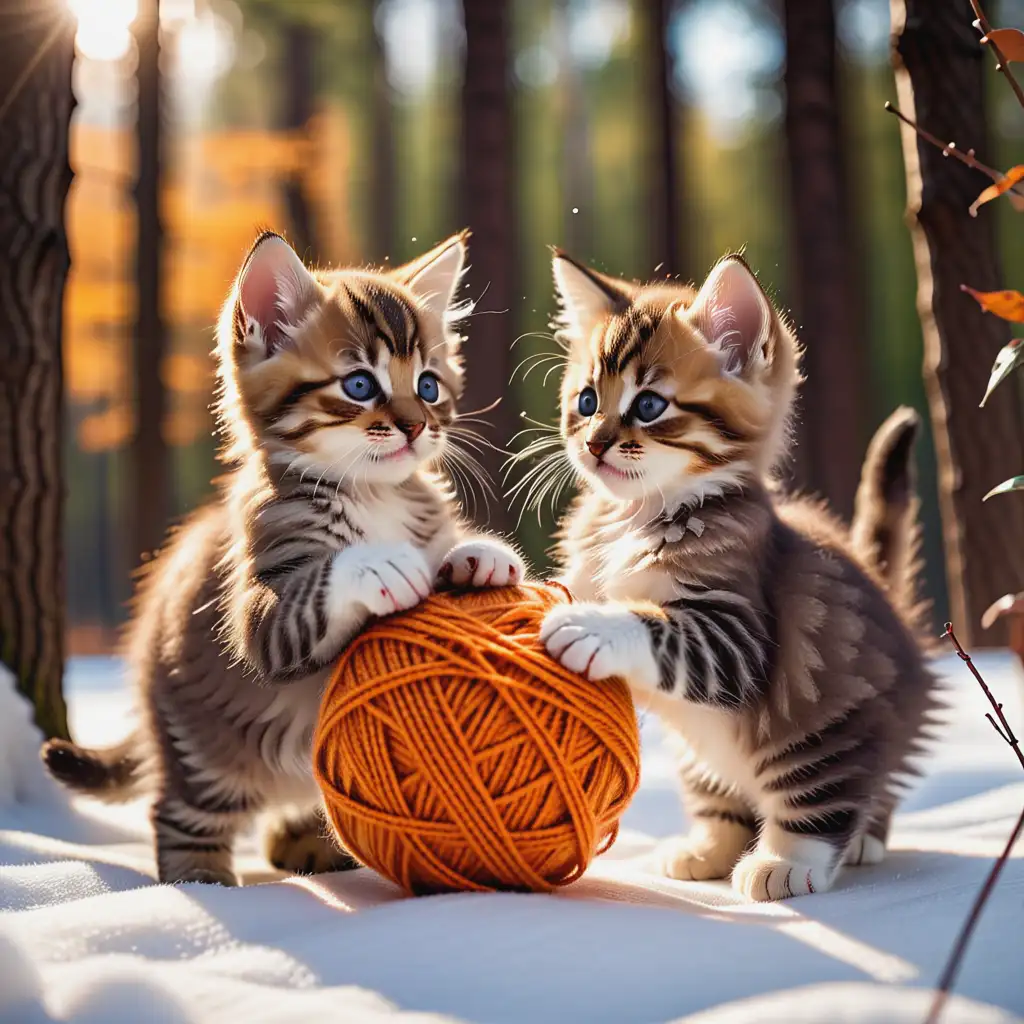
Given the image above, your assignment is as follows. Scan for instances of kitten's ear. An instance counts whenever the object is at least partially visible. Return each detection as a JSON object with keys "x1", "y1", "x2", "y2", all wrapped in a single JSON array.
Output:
[
  {"x1": 236, "y1": 232, "x2": 319, "y2": 356},
  {"x1": 552, "y1": 251, "x2": 632, "y2": 340},
  {"x1": 687, "y1": 255, "x2": 773, "y2": 376},
  {"x1": 392, "y1": 231, "x2": 468, "y2": 320}
]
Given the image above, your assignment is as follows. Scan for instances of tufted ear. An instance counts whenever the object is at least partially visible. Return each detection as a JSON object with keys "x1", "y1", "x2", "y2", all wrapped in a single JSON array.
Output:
[
  {"x1": 237, "y1": 232, "x2": 319, "y2": 356},
  {"x1": 552, "y1": 251, "x2": 632, "y2": 341},
  {"x1": 392, "y1": 232, "x2": 469, "y2": 321},
  {"x1": 687, "y1": 255, "x2": 773, "y2": 377}
]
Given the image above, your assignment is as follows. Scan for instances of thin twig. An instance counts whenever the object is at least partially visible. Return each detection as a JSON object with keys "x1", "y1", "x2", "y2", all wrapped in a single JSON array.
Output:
[
  {"x1": 923, "y1": 624, "x2": 1024, "y2": 1024},
  {"x1": 884, "y1": 102, "x2": 1024, "y2": 198},
  {"x1": 944, "y1": 623, "x2": 1024, "y2": 772},
  {"x1": 970, "y1": 0, "x2": 1024, "y2": 112}
]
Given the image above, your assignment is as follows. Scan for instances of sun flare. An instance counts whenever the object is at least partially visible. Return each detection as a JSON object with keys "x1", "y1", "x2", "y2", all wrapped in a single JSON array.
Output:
[{"x1": 69, "y1": 0, "x2": 137, "y2": 62}]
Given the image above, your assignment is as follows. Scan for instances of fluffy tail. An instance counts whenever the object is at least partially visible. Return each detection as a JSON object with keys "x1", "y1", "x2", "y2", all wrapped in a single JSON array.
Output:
[
  {"x1": 851, "y1": 406, "x2": 924, "y2": 618},
  {"x1": 41, "y1": 733, "x2": 146, "y2": 803}
]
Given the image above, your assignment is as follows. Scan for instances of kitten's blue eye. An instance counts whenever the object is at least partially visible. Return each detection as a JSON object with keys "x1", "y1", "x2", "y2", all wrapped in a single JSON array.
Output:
[
  {"x1": 577, "y1": 387, "x2": 598, "y2": 417},
  {"x1": 633, "y1": 391, "x2": 668, "y2": 423},
  {"x1": 342, "y1": 371, "x2": 380, "y2": 402},
  {"x1": 417, "y1": 372, "x2": 440, "y2": 403}
]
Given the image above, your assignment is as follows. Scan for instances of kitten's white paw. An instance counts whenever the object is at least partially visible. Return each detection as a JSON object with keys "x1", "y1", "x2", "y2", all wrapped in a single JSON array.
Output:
[
  {"x1": 331, "y1": 542, "x2": 432, "y2": 618},
  {"x1": 649, "y1": 832, "x2": 745, "y2": 882},
  {"x1": 539, "y1": 603, "x2": 658, "y2": 687},
  {"x1": 732, "y1": 849, "x2": 834, "y2": 901},
  {"x1": 439, "y1": 539, "x2": 524, "y2": 588},
  {"x1": 843, "y1": 833, "x2": 886, "y2": 867}
]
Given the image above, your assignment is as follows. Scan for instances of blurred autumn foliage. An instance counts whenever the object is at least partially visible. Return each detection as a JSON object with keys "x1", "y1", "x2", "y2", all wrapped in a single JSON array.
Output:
[{"x1": 65, "y1": 109, "x2": 353, "y2": 453}]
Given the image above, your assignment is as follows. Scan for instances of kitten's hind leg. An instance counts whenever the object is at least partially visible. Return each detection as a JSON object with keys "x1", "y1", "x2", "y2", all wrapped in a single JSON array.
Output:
[
  {"x1": 153, "y1": 795, "x2": 244, "y2": 886},
  {"x1": 844, "y1": 808, "x2": 891, "y2": 867},
  {"x1": 264, "y1": 806, "x2": 359, "y2": 875},
  {"x1": 650, "y1": 778, "x2": 757, "y2": 882}
]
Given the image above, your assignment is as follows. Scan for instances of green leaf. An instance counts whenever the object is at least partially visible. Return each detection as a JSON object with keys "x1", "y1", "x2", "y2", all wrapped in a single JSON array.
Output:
[
  {"x1": 983, "y1": 475, "x2": 1024, "y2": 500},
  {"x1": 981, "y1": 338, "x2": 1024, "y2": 406}
]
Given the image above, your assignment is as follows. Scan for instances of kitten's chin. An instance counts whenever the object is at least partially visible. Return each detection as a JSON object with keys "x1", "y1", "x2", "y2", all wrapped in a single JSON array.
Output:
[
  {"x1": 576, "y1": 459, "x2": 648, "y2": 500},
  {"x1": 363, "y1": 450, "x2": 432, "y2": 484}
]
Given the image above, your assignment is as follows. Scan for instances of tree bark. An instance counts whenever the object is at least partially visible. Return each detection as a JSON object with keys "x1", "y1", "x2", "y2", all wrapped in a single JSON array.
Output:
[
  {"x1": 460, "y1": 0, "x2": 516, "y2": 532},
  {"x1": 784, "y1": 0, "x2": 866, "y2": 519},
  {"x1": 130, "y1": 0, "x2": 170, "y2": 570},
  {"x1": 281, "y1": 20, "x2": 319, "y2": 259},
  {"x1": 0, "y1": 0, "x2": 75, "y2": 738},
  {"x1": 638, "y1": 0, "x2": 686, "y2": 280},
  {"x1": 368, "y1": 1, "x2": 396, "y2": 266},
  {"x1": 891, "y1": 0, "x2": 1024, "y2": 646},
  {"x1": 554, "y1": 0, "x2": 593, "y2": 256}
]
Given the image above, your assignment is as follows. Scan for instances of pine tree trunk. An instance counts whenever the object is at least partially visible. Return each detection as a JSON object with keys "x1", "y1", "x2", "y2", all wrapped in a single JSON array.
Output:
[
  {"x1": 369, "y1": 1, "x2": 395, "y2": 265},
  {"x1": 460, "y1": 0, "x2": 516, "y2": 532},
  {"x1": 281, "y1": 20, "x2": 319, "y2": 259},
  {"x1": 0, "y1": 0, "x2": 75, "y2": 738},
  {"x1": 891, "y1": 0, "x2": 1024, "y2": 646},
  {"x1": 784, "y1": 0, "x2": 866, "y2": 519},
  {"x1": 130, "y1": 0, "x2": 170, "y2": 568},
  {"x1": 554, "y1": 0, "x2": 593, "y2": 256},
  {"x1": 639, "y1": 0, "x2": 686, "y2": 280}
]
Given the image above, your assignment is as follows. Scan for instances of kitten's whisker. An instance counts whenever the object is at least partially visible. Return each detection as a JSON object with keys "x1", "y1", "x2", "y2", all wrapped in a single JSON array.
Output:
[
  {"x1": 448, "y1": 425, "x2": 509, "y2": 457},
  {"x1": 501, "y1": 436, "x2": 563, "y2": 477},
  {"x1": 514, "y1": 455, "x2": 573, "y2": 529},
  {"x1": 501, "y1": 441, "x2": 563, "y2": 484},
  {"x1": 510, "y1": 329, "x2": 559, "y2": 350},
  {"x1": 510, "y1": 352, "x2": 567, "y2": 385},
  {"x1": 519, "y1": 412, "x2": 560, "y2": 432},
  {"x1": 456, "y1": 397, "x2": 503, "y2": 420},
  {"x1": 542, "y1": 360, "x2": 566, "y2": 387}
]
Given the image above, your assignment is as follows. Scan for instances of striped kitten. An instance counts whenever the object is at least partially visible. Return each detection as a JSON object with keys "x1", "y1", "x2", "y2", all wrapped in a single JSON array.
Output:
[
  {"x1": 537, "y1": 251, "x2": 938, "y2": 901},
  {"x1": 43, "y1": 231, "x2": 523, "y2": 886}
]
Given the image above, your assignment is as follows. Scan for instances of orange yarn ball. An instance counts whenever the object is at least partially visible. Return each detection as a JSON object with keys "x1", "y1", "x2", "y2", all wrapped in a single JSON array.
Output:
[{"x1": 313, "y1": 582, "x2": 641, "y2": 895}]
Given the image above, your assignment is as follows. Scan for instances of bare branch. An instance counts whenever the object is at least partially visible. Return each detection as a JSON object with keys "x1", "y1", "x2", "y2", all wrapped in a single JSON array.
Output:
[
  {"x1": 923, "y1": 625, "x2": 1024, "y2": 1024},
  {"x1": 884, "y1": 102, "x2": 1024, "y2": 196},
  {"x1": 970, "y1": 0, "x2": 1024, "y2": 112},
  {"x1": 943, "y1": 623, "x2": 1024, "y2": 770}
]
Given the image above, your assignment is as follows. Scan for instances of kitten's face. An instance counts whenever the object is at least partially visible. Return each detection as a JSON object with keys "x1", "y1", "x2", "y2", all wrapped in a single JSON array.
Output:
[
  {"x1": 219, "y1": 232, "x2": 468, "y2": 483},
  {"x1": 552, "y1": 254, "x2": 800, "y2": 502}
]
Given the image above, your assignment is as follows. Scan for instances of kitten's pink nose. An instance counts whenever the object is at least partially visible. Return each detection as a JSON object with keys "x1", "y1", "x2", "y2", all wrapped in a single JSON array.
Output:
[
  {"x1": 397, "y1": 421, "x2": 425, "y2": 443},
  {"x1": 586, "y1": 438, "x2": 613, "y2": 459}
]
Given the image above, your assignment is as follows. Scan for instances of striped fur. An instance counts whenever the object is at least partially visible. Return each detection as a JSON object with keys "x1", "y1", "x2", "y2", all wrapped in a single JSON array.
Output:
[
  {"x1": 538, "y1": 253, "x2": 940, "y2": 901},
  {"x1": 42, "y1": 232, "x2": 524, "y2": 885}
]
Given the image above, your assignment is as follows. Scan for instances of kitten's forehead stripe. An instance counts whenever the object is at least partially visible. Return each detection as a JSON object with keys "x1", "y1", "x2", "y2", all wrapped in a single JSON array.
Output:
[{"x1": 599, "y1": 309, "x2": 662, "y2": 376}]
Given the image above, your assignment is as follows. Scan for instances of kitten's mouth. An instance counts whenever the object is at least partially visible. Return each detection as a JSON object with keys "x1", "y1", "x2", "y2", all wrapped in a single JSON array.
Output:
[
  {"x1": 593, "y1": 459, "x2": 632, "y2": 481},
  {"x1": 375, "y1": 444, "x2": 414, "y2": 461}
]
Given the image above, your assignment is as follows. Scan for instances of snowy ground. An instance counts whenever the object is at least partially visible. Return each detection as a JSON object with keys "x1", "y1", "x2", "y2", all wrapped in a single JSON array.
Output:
[{"x1": 1, "y1": 654, "x2": 1023, "y2": 1023}]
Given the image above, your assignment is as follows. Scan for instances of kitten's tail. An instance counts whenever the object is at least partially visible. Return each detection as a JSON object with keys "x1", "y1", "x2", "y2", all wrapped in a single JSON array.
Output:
[
  {"x1": 851, "y1": 406, "x2": 924, "y2": 616},
  {"x1": 40, "y1": 733, "x2": 146, "y2": 803}
]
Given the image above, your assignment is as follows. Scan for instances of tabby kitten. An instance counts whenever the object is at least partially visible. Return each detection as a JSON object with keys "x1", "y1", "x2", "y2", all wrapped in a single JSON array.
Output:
[
  {"x1": 43, "y1": 231, "x2": 523, "y2": 886},
  {"x1": 537, "y1": 251, "x2": 938, "y2": 901}
]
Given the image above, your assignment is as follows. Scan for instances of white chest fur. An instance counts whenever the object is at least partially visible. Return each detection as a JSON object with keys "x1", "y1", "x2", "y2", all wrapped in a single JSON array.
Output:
[{"x1": 642, "y1": 689, "x2": 760, "y2": 801}]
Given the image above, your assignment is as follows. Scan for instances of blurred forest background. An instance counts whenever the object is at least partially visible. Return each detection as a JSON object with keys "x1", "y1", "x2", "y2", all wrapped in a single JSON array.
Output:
[{"x1": 55, "y1": 0, "x2": 1024, "y2": 652}]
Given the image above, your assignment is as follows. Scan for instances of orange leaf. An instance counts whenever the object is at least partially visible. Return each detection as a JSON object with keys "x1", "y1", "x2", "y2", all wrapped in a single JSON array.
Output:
[
  {"x1": 960, "y1": 285, "x2": 1024, "y2": 322},
  {"x1": 984, "y1": 28, "x2": 1024, "y2": 63},
  {"x1": 970, "y1": 165, "x2": 1024, "y2": 216}
]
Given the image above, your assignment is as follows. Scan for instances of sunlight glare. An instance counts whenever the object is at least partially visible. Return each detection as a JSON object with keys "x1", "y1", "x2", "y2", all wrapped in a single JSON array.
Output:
[{"x1": 69, "y1": 0, "x2": 137, "y2": 62}]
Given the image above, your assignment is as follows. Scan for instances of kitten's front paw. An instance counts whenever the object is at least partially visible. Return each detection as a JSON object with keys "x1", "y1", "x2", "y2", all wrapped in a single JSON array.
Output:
[
  {"x1": 650, "y1": 832, "x2": 747, "y2": 882},
  {"x1": 539, "y1": 603, "x2": 657, "y2": 687},
  {"x1": 732, "y1": 850, "x2": 832, "y2": 901},
  {"x1": 333, "y1": 542, "x2": 432, "y2": 619},
  {"x1": 439, "y1": 539, "x2": 524, "y2": 588}
]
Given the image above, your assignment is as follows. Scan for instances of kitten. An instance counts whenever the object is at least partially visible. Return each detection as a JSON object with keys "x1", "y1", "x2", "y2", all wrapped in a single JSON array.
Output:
[
  {"x1": 536, "y1": 251, "x2": 938, "y2": 901},
  {"x1": 43, "y1": 231, "x2": 524, "y2": 886}
]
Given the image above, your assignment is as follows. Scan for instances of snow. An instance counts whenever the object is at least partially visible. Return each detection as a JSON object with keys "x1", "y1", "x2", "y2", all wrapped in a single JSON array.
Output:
[{"x1": 1, "y1": 654, "x2": 1023, "y2": 1023}]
